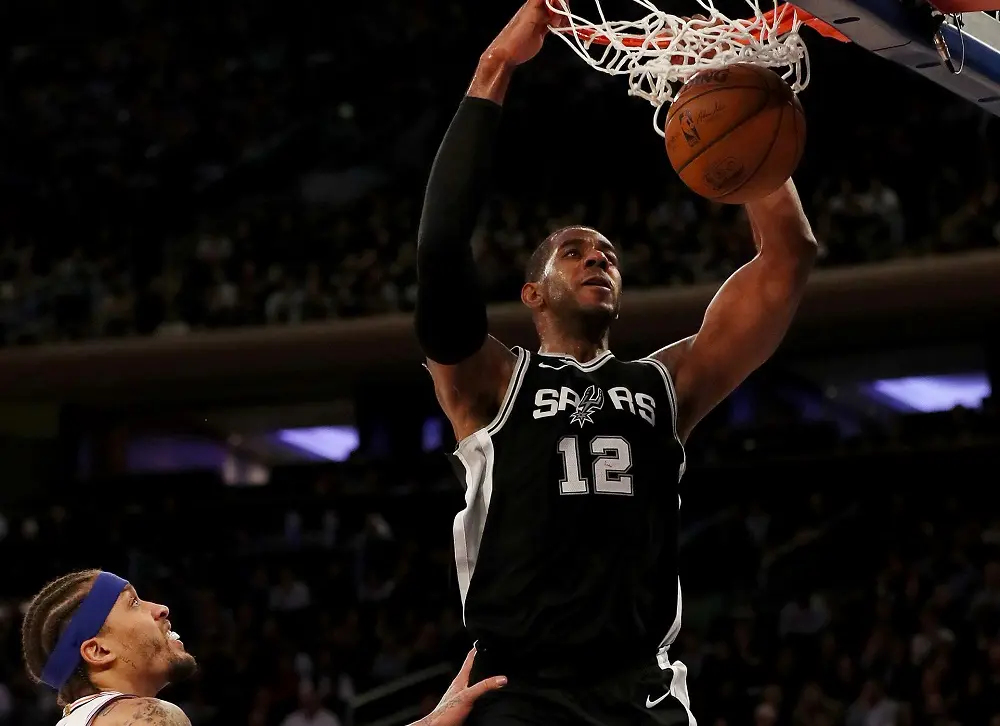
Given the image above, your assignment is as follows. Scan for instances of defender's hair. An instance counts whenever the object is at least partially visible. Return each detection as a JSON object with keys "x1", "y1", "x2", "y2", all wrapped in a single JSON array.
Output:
[{"x1": 21, "y1": 569, "x2": 102, "y2": 706}]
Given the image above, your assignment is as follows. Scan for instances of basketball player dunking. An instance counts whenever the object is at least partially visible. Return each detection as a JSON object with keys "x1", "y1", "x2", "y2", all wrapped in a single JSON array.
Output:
[
  {"x1": 414, "y1": 1, "x2": 817, "y2": 724},
  {"x1": 21, "y1": 570, "x2": 507, "y2": 726}
]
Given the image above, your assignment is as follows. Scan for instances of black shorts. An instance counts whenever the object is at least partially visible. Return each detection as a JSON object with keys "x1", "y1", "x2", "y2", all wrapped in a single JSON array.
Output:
[{"x1": 467, "y1": 656, "x2": 695, "y2": 726}]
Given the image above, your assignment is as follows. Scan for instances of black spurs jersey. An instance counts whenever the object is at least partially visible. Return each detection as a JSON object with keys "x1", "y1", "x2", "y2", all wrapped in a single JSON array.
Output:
[{"x1": 450, "y1": 347, "x2": 687, "y2": 670}]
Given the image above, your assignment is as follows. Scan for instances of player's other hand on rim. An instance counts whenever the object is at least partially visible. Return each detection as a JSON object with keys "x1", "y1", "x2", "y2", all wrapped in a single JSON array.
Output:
[
  {"x1": 418, "y1": 648, "x2": 507, "y2": 726},
  {"x1": 485, "y1": 0, "x2": 570, "y2": 67}
]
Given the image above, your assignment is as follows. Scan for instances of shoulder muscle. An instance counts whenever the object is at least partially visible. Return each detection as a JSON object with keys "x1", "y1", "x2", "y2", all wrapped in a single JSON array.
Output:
[{"x1": 96, "y1": 698, "x2": 191, "y2": 726}]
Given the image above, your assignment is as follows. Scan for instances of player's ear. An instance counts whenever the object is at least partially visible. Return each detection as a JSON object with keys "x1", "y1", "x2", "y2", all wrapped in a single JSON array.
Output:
[
  {"x1": 80, "y1": 636, "x2": 115, "y2": 669},
  {"x1": 521, "y1": 282, "x2": 544, "y2": 310}
]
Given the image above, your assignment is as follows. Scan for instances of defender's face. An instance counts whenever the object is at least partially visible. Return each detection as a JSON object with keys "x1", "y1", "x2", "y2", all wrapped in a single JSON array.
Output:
[
  {"x1": 98, "y1": 585, "x2": 197, "y2": 689},
  {"x1": 540, "y1": 228, "x2": 622, "y2": 316}
]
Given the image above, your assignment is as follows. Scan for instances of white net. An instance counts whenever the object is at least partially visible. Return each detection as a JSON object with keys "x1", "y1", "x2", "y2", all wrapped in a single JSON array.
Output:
[{"x1": 546, "y1": 0, "x2": 811, "y2": 135}]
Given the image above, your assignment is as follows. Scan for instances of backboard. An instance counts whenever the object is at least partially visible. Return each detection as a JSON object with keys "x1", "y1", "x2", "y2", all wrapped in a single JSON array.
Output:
[{"x1": 794, "y1": 0, "x2": 1000, "y2": 112}]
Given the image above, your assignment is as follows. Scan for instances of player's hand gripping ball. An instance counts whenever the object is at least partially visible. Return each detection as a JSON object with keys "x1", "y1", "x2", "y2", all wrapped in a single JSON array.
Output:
[{"x1": 664, "y1": 63, "x2": 806, "y2": 204}]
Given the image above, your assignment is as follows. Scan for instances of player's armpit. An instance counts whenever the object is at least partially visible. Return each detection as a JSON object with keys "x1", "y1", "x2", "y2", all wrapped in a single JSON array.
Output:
[
  {"x1": 416, "y1": 94, "x2": 515, "y2": 440},
  {"x1": 653, "y1": 180, "x2": 817, "y2": 442},
  {"x1": 426, "y1": 336, "x2": 517, "y2": 442},
  {"x1": 95, "y1": 697, "x2": 192, "y2": 726}
]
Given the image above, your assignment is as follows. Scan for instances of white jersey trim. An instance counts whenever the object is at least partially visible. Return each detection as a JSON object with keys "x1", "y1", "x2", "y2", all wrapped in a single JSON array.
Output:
[
  {"x1": 639, "y1": 356, "x2": 687, "y2": 481},
  {"x1": 640, "y1": 356, "x2": 687, "y2": 655},
  {"x1": 653, "y1": 657, "x2": 697, "y2": 725},
  {"x1": 451, "y1": 346, "x2": 531, "y2": 622},
  {"x1": 658, "y1": 576, "x2": 684, "y2": 650},
  {"x1": 452, "y1": 346, "x2": 530, "y2": 452},
  {"x1": 537, "y1": 349, "x2": 614, "y2": 371}
]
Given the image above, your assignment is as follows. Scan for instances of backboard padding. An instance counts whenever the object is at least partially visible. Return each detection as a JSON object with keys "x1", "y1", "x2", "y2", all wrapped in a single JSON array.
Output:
[{"x1": 797, "y1": 0, "x2": 1000, "y2": 111}]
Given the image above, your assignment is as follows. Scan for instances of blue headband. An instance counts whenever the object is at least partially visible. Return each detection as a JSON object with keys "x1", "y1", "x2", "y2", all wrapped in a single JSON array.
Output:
[{"x1": 40, "y1": 572, "x2": 128, "y2": 690}]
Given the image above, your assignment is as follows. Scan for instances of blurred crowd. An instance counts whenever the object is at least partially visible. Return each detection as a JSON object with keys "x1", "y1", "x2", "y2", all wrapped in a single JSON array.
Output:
[
  {"x1": 1, "y1": 0, "x2": 999, "y2": 345},
  {"x1": 681, "y1": 481, "x2": 1000, "y2": 726},
  {"x1": 1, "y1": 5, "x2": 999, "y2": 726},
  {"x1": 0, "y1": 404, "x2": 997, "y2": 726},
  {"x1": 2, "y1": 2, "x2": 1000, "y2": 724}
]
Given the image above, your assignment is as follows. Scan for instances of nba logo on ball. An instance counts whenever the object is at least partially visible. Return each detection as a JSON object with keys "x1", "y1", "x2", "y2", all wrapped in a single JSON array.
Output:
[
  {"x1": 664, "y1": 63, "x2": 805, "y2": 204},
  {"x1": 679, "y1": 111, "x2": 700, "y2": 146}
]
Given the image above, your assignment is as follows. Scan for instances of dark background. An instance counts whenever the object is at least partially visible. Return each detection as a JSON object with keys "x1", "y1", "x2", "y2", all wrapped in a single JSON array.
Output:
[{"x1": 0, "y1": 1, "x2": 998, "y2": 725}]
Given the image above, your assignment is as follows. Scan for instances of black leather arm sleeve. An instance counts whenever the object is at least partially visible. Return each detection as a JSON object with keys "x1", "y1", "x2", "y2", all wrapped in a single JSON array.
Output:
[{"x1": 415, "y1": 97, "x2": 503, "y2": 365}]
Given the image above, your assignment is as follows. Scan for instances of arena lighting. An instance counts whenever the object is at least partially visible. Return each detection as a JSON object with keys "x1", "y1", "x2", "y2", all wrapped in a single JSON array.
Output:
[
  {"x1": 867, "y1": 373, "x2": 991, "y2": 413},
  {"x1": 422, "y1": 417, "x2": 445, "y2": 452},
  {"x1": 276, "y1": 426, "x2": 360, "y2": 461}
]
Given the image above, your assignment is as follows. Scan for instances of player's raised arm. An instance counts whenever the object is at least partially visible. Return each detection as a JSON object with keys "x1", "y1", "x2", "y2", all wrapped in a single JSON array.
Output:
[
  {"x1": 651, "y1": 179, "x2": 817, "y2": 442},
  {"x1": 416, "y1": 0, "x2": 565, "y2": 441}
]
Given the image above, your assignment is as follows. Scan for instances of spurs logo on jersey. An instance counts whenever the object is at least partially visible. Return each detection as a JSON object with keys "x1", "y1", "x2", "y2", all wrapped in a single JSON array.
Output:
[
  {"x1": 533, "y1": 384, "x2": 656, "y2": 427},
  {"x1": 569, "y1": 385, "x2": 604, "y2": 427},
  {"x1": 450, "y1": 347, "x2": 687, "y2": 675}
]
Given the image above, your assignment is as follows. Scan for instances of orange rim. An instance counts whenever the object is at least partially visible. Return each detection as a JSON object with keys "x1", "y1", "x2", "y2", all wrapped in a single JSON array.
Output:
[{"x1": 553, "y1": 3, "x2": 850, "y2": 47}]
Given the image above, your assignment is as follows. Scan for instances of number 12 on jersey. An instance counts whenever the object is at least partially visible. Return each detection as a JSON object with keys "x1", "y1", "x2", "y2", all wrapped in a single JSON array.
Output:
[{"x1": 556, "y1": 435, "x2": 633, "y2": 496}]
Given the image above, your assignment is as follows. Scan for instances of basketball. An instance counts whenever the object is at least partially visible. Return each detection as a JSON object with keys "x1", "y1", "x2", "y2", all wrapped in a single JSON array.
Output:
[{"x1": 664, "y1": 64, "x2": 806, "y2": 204}]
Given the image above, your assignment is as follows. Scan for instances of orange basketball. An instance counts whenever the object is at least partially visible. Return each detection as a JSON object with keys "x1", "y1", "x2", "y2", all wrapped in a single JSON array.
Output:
[{"x1": 664, "y1": 64, "x2": 806, "y2": 204}]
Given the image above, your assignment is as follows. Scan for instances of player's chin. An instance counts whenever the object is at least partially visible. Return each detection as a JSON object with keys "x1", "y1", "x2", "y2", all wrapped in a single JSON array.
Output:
[
  {"x1": 576, "y1": 292, "x2": 617, "y2": 316},
  {"x1": 168, "y1": 652, "x2": 199, "y2": 682}
]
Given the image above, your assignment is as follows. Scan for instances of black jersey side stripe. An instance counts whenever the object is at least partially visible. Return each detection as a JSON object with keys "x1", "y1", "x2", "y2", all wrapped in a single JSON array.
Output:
[{"x1": 485, "y1": 347, "x2": 531, "y2": 438}]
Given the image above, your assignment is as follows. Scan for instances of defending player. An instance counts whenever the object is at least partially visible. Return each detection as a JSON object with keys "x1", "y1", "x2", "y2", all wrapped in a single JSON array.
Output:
[
  {"x1": 414, "y1": 1, "x2": 818, "y2": 724},
  {"x1": 21, "y1": 570, "x2": 507, "y2": 726}
]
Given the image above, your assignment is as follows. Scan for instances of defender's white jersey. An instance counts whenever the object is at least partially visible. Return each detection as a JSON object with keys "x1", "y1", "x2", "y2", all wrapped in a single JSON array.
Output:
[{"x1": 57, "y1": 692, "x2": 133, "y2": 726}]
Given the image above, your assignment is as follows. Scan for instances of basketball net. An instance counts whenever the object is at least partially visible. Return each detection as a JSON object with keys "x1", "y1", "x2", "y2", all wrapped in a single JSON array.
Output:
[{"x1": 547, "y1": 0, "x2": 848, "y2": 135}]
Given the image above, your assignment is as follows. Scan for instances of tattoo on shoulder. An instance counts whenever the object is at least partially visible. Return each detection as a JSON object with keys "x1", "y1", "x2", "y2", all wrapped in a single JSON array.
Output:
[{"x1": 99, "y1": 697, "x2": 192, "y2": 726}]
